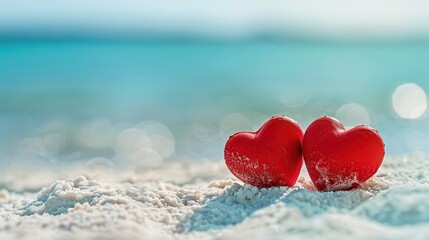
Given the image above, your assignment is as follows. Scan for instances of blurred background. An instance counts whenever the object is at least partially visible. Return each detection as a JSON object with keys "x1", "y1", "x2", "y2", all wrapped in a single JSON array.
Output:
[{"x1": 1, "y1": 0, "x2": 429, "y2": 170}]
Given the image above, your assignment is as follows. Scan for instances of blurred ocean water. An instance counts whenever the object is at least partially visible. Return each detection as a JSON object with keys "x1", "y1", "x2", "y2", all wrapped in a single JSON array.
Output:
[
  {"x1": 1, "y1": 40, "x2": 429, "y2": 167},
  {"x1": 2, "y1": 0, "x2": 429, "y2": 168}
]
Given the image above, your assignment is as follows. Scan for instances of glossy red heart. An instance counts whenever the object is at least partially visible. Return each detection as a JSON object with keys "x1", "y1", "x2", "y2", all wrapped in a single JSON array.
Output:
[
  {"x1": 303, "y1": 116, "x2": 385, "y2": 191},
  {"x1": 224, "y1": 116, "x2": 304, "y2": 188}
]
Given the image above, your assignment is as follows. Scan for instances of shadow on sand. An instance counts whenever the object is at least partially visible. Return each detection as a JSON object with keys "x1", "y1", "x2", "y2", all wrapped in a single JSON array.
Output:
[{"x1": 183, "y1": 182, "x2": 370, "y2": 232}]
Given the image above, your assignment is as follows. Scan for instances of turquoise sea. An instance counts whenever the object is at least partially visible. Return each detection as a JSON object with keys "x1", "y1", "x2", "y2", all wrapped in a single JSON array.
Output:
[{"x1": 1, "y1": 40, "x2": 429, "y2": 166}]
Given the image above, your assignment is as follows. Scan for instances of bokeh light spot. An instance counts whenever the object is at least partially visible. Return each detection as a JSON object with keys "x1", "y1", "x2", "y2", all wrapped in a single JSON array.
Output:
[
  {"x1": 137, "y1": 121, "x2": 175, "y2": 159},
  {"x1": 131, "y1": 148, "x2": 163, "y2": 168},
  {"x1": 149, "y1": 135, "x2": 175, "y2": 159},
  {"x1": 78, "y1": 118, "x2": 113, "y2": 148},
  {"x1": 219, "y1": 112, "x2": 252, "y2": 136},
  {"x1": 115, "y1": 128, "x2": 151, "y2": 156},
  {"x1": 335, "y1": 103, "x2": 370, "y2": 128},
  {"x1": 392, "y1": 83, "x2": 427, "y2": 119}
]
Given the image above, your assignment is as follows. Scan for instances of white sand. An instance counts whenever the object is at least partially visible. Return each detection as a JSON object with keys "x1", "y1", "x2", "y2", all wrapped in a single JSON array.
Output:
[{"x1": 1, "y1": 156, "x2": 429, "y2": 239}]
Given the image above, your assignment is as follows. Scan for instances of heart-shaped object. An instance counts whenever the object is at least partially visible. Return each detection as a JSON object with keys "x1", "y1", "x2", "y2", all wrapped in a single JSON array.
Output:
[
  {"x1": 224, "y1": 116, "x2": 304, "y2": 187},
  {"x1": 303, "y1": 116, "x2": 385, "y2": 191}
]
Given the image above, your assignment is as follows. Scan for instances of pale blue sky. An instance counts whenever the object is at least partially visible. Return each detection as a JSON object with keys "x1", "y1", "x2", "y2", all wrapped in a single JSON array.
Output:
[{"x1": 1, "y1": 0, "x2": 429, "y2": 41}]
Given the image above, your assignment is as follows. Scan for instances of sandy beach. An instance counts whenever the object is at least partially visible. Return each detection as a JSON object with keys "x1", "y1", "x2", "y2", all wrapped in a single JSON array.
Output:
[{"x1": 1, "y1": 155, "x2": 428, "y2": 239}]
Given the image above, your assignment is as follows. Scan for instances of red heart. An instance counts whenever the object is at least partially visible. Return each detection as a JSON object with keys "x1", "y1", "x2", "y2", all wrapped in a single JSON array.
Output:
[
  {"x1": 303, "y1": 116, "x2": 385, "y2": 191},
  {"x1": 224, "y1": 116, "x2": 304, "y2": 187}
]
